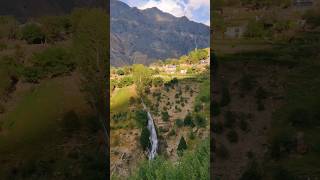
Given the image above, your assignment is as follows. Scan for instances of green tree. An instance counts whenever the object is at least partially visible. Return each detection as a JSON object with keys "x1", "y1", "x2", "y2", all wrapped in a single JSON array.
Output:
[
  {"x1": 39, "y1": 15, "x2": 71, "y2": 43},
  {"x1": 177, "y1": 136, "x2": 188, "y2": 156},
  {"x1": 132, "y1": 64, "x2": 151, "y2": 95},
  {"x1": 21, "y1": 23, "x2": 45, "y2": 44}
]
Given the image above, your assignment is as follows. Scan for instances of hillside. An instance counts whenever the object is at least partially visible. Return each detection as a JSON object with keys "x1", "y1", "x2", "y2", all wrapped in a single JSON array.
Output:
[
  {"x1": 110, "y1": 48, "x2": 210, "y2": 179},
  {"x1": 110, "y1": 0, "x2": 210, "y2": 66},
  {"x1": 0, "y1": 0, "x2": 106, "y2": 21}
]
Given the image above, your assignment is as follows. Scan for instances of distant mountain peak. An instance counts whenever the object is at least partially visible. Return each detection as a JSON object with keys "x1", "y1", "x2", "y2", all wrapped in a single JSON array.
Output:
[{"x1": 111, "y1": 1, "x2": 210, "y2": 66}]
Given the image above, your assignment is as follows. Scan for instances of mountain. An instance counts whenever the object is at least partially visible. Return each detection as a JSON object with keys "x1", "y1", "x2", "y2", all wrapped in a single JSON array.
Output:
[
  {"x1": 0, "y1": 0, "x2": 107, "y2": 20},
  {"x1": 110, "y1": 0, "x2": 210, "y2": 66}
]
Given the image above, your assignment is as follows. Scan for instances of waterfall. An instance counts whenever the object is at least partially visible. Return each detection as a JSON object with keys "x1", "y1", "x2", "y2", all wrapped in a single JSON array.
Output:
[{"x1": 141, "y1": 99, "x2": 158, "y2": 160}]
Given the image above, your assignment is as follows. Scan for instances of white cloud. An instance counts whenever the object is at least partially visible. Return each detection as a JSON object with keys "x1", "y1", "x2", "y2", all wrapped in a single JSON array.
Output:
[{"x1": 137, "y1": 0, "x2": 209, "y2": 24}]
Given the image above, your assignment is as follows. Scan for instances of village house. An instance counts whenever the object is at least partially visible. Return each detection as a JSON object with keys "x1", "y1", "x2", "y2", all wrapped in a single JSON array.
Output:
[
  {"x1": 180, "y1": 69, "x2": 187, "y2": 74},
  {"x1": 165, "y1": 65, "x2": 177, "y2": 74}
]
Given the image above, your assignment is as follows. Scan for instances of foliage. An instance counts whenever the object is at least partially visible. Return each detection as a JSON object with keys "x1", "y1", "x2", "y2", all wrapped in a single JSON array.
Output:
[
  {"x1": 116, "y1": 69, "x2": 125, "y2": 76},
  {"x1": 39, "y1": 15, "x2": 71, "y2": 43},
  {"x1": 0, "y1": 16, "x2": 19, "y2": 39},
  {"x1": 194, "y1": 114, "x2": 207, "y2": 128},
  {"x1": 184, "y1": 113, "x2": 195, "y2": 127},
  {"x1": 135, "y1": 110, "x2": 148, "y2": 128},
  {"x1": 152, "y1": 77, "x2": 164, "y2": 87},
  {"x1": 30, "y1": 47, "x2": 74, "y2": 78},
  {"x1": 161, "y1": 111, "x2": 170, "y2": 122},
  {"x1": 132, "y1": 64, "x2": 151, "y2": 95},
  {"x1": 130, "y1": 139, "x2": 209, "y2": 180},
  {"x1": 117, "y1": 76, "x2": 134, "y2": 88},
  {"x1": 140, "y1": 127, "x2": 151, "y2": 150},
  {"x1": 21, "y1": 23, "x2": 45, "y2": 44},
  {"x1": 177, "y1": 136, "x2": 188, "y2": 155},
  {"x1": 188, "y1": 49, "x2": 208, "y2": 64},
  {"x1": 175, "y1": 118, "x2": 184, "y2": 128}
]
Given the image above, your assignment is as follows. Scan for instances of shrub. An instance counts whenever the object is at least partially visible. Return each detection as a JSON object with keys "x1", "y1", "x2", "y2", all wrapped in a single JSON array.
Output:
[
  {"x1": 194, "y1": 103, "x2": 203, "y2": 112},
  {"x1": 175, "y1": 118, "x2": 184, "y2": 127},
  {"x1": 116, "y1": 69, "x2": 124, "y2": 76},
  {"x1": 177, "y1": 136, "x2": 187, "y2": 156},
  {"x1": 152, "y1": 77, "x2": 164, "y2": 87},
  {"x1": 227, "y1": 130, "x2": 238, "y2": 143},
  {"x1": 194, "y1": 114, "x2": 207, "y2": 128},
  {"x1": 21, "y1": 23, "x2": 45, "y2": 44},
  {"x1": 22, "y1": 66, "x2": 42, "y2": 83},
  {"x1": 31, "y1": 47, "x2": 74, "y2": 78},
  {"x1": 161, "y1": 111, "x2": 170, "y2": 122},
  {"x1": 117, "y1": 76, "x2": 133, "y2": 88},
  {"x1": 189, "y1": 131, "x2": 196, "y2": 140},
  {"x1": 184, "y1": 113, "x2": 195, "y2": 127},
  {"x1": 140, "y1": 127, "x2": 151, "y2": 150},
  {"x1": 135, "y1": 110, "x2": 148, "y2": 128}
]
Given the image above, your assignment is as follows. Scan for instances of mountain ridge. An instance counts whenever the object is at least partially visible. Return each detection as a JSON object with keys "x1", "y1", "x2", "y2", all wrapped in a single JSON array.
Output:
[{"x1": 110, "y1": 0, "x2": 210, "y2": 66}]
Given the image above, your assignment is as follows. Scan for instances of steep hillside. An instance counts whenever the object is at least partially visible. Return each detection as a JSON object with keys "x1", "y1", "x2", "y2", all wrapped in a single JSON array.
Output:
[
  {"x1": 110, "y1": 0, "x2": 210, "y2": 66},
  {"x1": 0, "y1": 0, "x2": 106, "y2": 20}
]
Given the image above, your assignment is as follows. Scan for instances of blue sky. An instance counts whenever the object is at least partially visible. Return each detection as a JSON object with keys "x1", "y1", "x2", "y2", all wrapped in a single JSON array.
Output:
[{"x1": 119, "y1": 0, "x2": 210, "y2": 26}]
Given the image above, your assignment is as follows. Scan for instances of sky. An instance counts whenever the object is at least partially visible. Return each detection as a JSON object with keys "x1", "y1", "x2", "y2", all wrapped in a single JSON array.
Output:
[{"x1": 118, "y1": 0, "x2": 210, "y2": 26}]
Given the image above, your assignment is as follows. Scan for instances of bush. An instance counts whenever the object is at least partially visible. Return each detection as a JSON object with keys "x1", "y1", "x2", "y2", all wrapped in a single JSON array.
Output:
[
  {"x1": 227, "y1": 130, "x2": 238, "y2": 143},
  {"x1": 22, "y1": 66, "x2": 43, "y2": 83},
  {"x1": 140, "y1": 127, "x2": 151, "y2": 150},
  {"x1": 175, "y1": 118, "x2": 184, "y2": 127},
  {"x1": 135, "y1": 110, "x2": 148, "y2": 128},
  {"x1": 194, "y1": 103, "x2": 203, "y2": 112},
  {"x1": 177, "y1": 136, "x2": 187, "y2": 156},
  {"x1": 31, "y1": 47, "x2": 74, "y2": 78},
  {"x1": 116, "y1": 69, "x2": 124, "y2": 76},
  {"x1": 161, "y1": 111, "x2": 170, "y2": 122},
  {"x1": 184, "y1": 113, "x2": 195, "y2": 127},
  {"x1": 117, "y1": 76, "x2": 133, "y2": 88},
  {"x1": 194, "y1": 114, "x2": 207, "y2": 128},
  {"x1": 21, "y1": 23, "x2": 45, "y2": 44},
  {"x1": 152, "y1": 77, "x2": 164, "y2": 87},
  {"x1": 168, "y1": 129, "x2": 176, "y2": 136}
]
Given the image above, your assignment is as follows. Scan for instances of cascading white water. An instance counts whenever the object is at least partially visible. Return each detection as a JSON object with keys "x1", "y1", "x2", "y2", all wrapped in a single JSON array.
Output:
[{"x1": 141, "y1": 99, "x2": 158, "y2": 160}]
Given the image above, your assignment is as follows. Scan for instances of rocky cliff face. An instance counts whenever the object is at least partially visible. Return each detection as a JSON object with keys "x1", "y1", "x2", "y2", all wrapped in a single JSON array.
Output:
[{"x1": 110, "y1": 0, "x2": 210, "y2": 66}]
